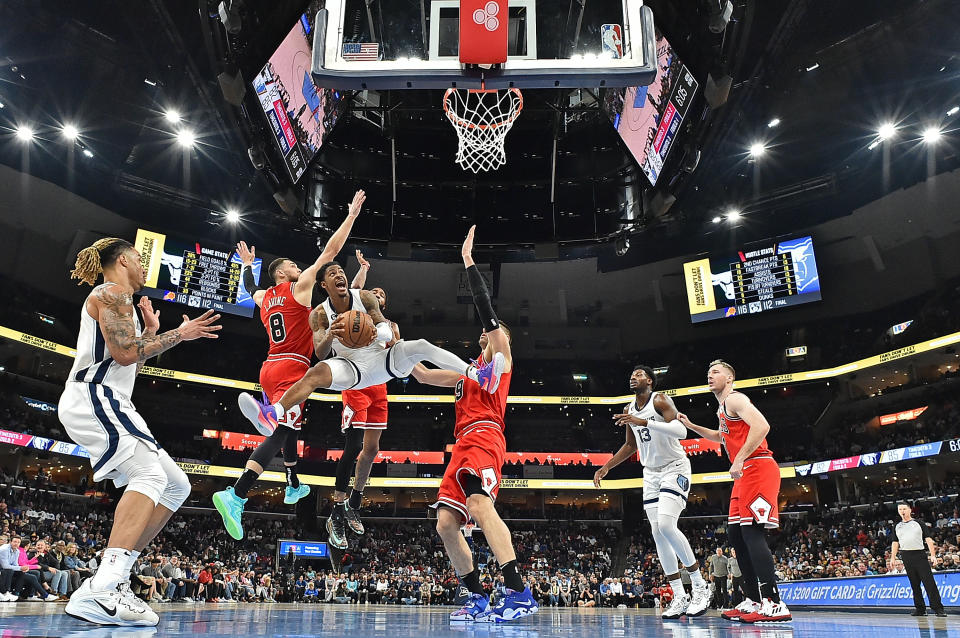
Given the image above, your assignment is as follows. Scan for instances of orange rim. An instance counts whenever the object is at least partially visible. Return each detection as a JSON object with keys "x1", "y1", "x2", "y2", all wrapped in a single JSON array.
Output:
[{"x1": 443, "y1": 87, "x2": 524, "y2": 131}]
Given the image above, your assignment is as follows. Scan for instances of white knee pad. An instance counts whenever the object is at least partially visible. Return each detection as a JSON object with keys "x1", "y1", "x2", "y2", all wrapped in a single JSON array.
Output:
[
  {"x1": 117, "y1": 445, "x2": 167, "y2": 506},
  {"x1": 157, "y1": 451, "x2": 191, "y2": 512},
  {"x1": 647, "y1": 508, "x2": 680, "y2": 574},
  {"x1": 658, "y1": 512, "x2": 697, "y2": 567}
]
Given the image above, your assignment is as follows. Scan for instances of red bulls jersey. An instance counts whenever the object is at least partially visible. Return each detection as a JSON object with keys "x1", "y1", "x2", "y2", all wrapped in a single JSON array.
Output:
[
  {"x1": 259, "y1": 282, "x2": 314, "y2": 364},
  {"x1": 717, "y1": 393, "x2": 773, "y2": 462},
  {"x1": 453, "y1": 353, "x2": 511, "y2": 439}
]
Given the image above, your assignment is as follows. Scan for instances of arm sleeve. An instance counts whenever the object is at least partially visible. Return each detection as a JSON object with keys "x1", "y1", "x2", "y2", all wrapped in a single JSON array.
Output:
[
  {"x1": 243, "y1": 266, "x2": 266, "y2": 295},
  {"x1": 644, "y1": 419, "x2": 687, "y2": 438}
]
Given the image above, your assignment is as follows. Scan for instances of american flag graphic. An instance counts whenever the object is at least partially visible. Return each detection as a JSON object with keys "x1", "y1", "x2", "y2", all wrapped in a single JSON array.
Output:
[{"x1": 342, "y1": 42, "x2": 380, "y2": 61}]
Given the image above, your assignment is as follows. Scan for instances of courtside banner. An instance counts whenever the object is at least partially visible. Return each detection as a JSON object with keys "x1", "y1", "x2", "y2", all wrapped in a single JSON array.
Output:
[
  {"x1": 3, "y1": 324, "x2": 960, "y2": 404},
  {"x1": 778, "y1": 571, "x2": 960, "y2": 607}
]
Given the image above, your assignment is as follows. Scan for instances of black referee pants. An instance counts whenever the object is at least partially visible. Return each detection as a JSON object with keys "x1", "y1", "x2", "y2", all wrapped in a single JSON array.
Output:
[{"x1": 901, "y1": 550, "x2": 943, "y2": 613}]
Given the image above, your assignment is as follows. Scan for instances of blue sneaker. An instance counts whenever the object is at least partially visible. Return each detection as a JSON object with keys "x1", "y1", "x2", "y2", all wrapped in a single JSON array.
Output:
[
  {"x1": 284, "y1": 483, "x2": 311, "y2": 505},
  {"x1": 476, "y1": 352, "x2": 506, "y2": 394},
  {"x1": 450, "y1": 593, "x2": 489, "y2": 621},
  {"x1": 477, "y1": 587, "x2": 538, "y2": 623},
  {"x1": 238, "y1": 392, "x2": 279, "y2": 436},
  {"x1": 212, "y1": 487, "x2": 246, "y2": 540}
]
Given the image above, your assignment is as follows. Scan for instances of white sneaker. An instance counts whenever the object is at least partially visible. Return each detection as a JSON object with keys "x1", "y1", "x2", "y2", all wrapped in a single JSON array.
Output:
[
  {"x1": 1, "y1": 592, "x2": 17, "y2": 602},
  {"x1": 43, "y1": 593, "x2": 60, "y2": 602},
  {"x1": 741, "y1": 597, "x2": 792, "y2": 624},
  {"x1": 686, "y1": 582, "x2": 713, "y2": 617},
  {"x1": 661, "y1": 593, "x2": 690, "y2": 619},
  {"x1": 65, "y1": 579, "x2": 159, "y2": 626},
  {"x1": 722, "y1": 597, "x2": 761, "y2": 621}
]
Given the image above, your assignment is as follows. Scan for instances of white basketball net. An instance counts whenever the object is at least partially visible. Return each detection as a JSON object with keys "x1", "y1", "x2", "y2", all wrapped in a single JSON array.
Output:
[{"x1": 443, "y1": 88, "x2": 524, "y2": 173}]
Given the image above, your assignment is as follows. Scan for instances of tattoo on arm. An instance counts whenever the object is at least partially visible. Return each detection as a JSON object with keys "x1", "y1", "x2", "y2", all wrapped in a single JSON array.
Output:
[
  {"x1": 360, "y1": 290, "x2": 387, "y2": 324},
  {"x1": 96, "y1": 287, "x2": 182, "y2": 365},
  {"x1": 310, "y1": 306, "x2": 332, "y2": 358}
]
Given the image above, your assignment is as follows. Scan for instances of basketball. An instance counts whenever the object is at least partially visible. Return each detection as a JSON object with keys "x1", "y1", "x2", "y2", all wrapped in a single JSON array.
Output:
[{"x1": 339, "y1": 309, "x2": 375, "y2": 348}]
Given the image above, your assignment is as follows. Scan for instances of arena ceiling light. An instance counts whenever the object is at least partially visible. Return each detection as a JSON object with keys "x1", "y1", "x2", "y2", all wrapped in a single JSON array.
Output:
[
  {"x1": 767, "y1": 118, "x2": 781, "y2": 128},
  {"x1": 61, "y1": 124, "x2": 79, "y2": 140},
  {"x1": 726, "y1": 209, "x2": 741, "y2": 221},
  {"x1": 176, "y1": 129, "x2": 196, "y2": 148},
  {"x1": 82, "y1": 147, "x2": 94, "y2": 158},
  {"x1": 948, "y1": 106, "x2": 959, "y2": 117},
  {"x1": 877, "y1": 122, "x2": 897, "y2": 140},
  {"x1": 164, "y1": 109, "x2": 182, "y2": 124},
  {"x1": 15, "y1": 125, "x2": 34, "y2": 142},
  {"x1": 225, "y1": 208, "x2": 240, "y2": 223},
  {"x1": 711, "y1": 215, "x2": 722, "y2": 223},
  {"x1": 922, "y1": 127, "x2": 942, "y2": 144},
  {"x1": 748, "y1": 142, "x2": 766, "y2": 158}
]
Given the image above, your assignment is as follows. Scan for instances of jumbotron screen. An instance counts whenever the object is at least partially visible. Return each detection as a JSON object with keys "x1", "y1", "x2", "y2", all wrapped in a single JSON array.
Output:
[
  {"x1": 252, "y1": 12, "x2": 344, "y2": 182},
  {"x1": 134, "y1": 229, "x2": 262, "y2": 318},
  {"x1": 604, "y1": 29, "x2": 698, "y2": 186},
  {"x1": 683, "y1": 236, "x2": 822, "y2": 323}
]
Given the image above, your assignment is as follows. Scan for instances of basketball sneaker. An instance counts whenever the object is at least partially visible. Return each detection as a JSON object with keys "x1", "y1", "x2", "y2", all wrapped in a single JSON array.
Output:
[
  {"x1": 739, "y1": 597, "x2": 792, "y2": 624},
  {"x1": 238, "y1": 392, "x2": 279, "y2": 437},
  {"x1": 212, "y1": 486, "x2": 247, "y2": 540},
  {"x1": 686, "y1": 581, "x2": 713, "y2": 616},
  {"x1": 450, "y1": 592, "x2": 489, "y2": 621},
  {"x1": 722, "y1": 598, "x2": 761, "y2": 621},
  {"x1": 65, "y1": 579, "x2": 159, "y2": 626},
  {"x1": 284, "y1": 483, "x2": 311, "y2": 505},
  {"x1": 476, "y1": 352, "x2": 506, "y2": 394},
  {"x1": 343, "y1": 501, "x2": 365, "y2": 535},
  {"x1": 326, "y1": 504, "x2": 349, "y2": 550},
  {"x1": 661, "y1": 593, "x2": 690, "y2": 620},
  {"x1": 476, "y1": 586, "x2": 538, "y2": 623}
]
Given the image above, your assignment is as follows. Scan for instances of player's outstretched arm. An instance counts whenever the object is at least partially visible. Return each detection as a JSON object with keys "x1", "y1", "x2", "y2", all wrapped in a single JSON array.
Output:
[
  {"x1": 611, "y1": 394, "x2": 685, "y2": 438},
  {"x1": 351, "y1": 249, "x2": 370, "y2": 289},
  {"x1": 93, "y1": 284, "x2": 220, "y2": 367},
  {"x1": 411, "y1": 363, "x2": 460, "y2": 388},
  {"x1": 593, "y1": 419, "x2": 638, "y2": 488},
  {"x1": 236, "y1": 241, "x2": 266, "y2": 307},
  {"x1": 295, "y1": 190, "x2": 366, "y2": 303},
  {"x1": 677, "y1": 413, "x2": 723, "y2": 443},
  {"x1": 461, "y1": 225, "x2": 512, "y2": 371},
  {"x1": 359, "y1": 290, "x2": 395, "y2": 347}
]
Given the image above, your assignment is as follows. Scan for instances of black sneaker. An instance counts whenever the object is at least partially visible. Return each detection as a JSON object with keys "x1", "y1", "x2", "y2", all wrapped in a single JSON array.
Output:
[
  {"x1": 935, "y1": 610, "x2": 947, "y2": 618},
  {"x1": 911, "y1": 610, "x2": 927, "y2": 617},
  {"x1": 326, "y1": 505, "x2": 348, "y2": 550},
  {"x1": 344, "y1": 503, "x2": 365, "y2": 535}
]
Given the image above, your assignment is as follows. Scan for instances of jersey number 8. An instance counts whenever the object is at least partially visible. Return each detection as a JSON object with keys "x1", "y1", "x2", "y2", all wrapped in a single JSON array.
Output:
[{"x1": 269, "y1": 313, "x2": 286, "y2": 344}]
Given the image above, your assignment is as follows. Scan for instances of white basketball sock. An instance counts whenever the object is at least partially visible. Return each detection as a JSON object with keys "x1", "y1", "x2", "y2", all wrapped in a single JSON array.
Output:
[
  {"x1": 688, "y1": 567, "x2": 705, "y2": 586},
  {"x1": 91, "y1": 547, "x2": 133, "y2": 591}
]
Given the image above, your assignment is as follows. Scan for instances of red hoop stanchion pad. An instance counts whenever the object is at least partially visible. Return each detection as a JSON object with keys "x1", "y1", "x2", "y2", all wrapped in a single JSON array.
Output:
[{"x1": 460, "y1": 0, "x2": 508, "y2": 64}]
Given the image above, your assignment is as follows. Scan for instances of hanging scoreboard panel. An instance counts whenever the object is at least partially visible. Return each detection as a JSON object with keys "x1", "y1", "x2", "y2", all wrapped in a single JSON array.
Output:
[
  {"x1": 683, "y1": 236, "x2": 822, "y2": 323},
  {"x1": 134, "y1": 229, "x2": 262, "y2": 318}
]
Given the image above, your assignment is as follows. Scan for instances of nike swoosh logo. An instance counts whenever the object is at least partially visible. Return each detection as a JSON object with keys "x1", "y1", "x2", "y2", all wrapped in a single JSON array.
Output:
[{"x1": 95, "y1": 600, "x2": 118, "y2": 616}]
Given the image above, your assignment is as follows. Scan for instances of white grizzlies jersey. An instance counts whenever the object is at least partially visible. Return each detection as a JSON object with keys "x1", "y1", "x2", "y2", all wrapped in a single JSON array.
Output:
[
  {"x1": 321, "y1": 289, "x2": 385, "y2": 359},
  {"x1": 67, "y1": 283, "x2": 141, "y2": 400},
  {"x1": 626, "y1": 393, "x2": 686, "y2": 468}
]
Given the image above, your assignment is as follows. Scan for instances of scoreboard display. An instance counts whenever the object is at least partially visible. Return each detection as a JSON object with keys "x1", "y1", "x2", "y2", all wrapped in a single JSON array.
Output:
[
  {"x1": 134, "y1": 229, "x2": 262, "y2": 318},
  {"x1": 683, "y1": 236, "x2": 821, "y2": 323}
]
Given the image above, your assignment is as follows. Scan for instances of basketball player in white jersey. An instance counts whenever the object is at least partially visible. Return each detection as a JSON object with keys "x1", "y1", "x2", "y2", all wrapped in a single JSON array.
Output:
[
  {"x1": 59, "y1": 237, "x2": 220, "y2": 626},
  {"x1": 237, "y1": 263, "x2": 505, "y2": 436},
  {"x1": 593, "y1": 365, "x2": 712, "y2": 618}
]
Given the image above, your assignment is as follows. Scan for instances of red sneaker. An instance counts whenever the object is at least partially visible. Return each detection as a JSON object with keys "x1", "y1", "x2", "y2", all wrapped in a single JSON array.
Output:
[
  {"x1": 740, "y1": 597, "x2": 792, "y2": 624},
  {"x1": 722, "y1": 598, "x2": 760, "y2": 621}
]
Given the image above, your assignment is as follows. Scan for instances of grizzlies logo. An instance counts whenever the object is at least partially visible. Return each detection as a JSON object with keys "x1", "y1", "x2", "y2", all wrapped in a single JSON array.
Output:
[{"x1": 677, "y1": 475, "x2": 690, "y2": 492}]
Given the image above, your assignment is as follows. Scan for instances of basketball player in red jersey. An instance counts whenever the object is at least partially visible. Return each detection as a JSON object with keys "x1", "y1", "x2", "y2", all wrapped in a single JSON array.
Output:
[
  {"x1": 679, "y1": 360, "x2": 791, "y2": 623},
  {"x1": 212, "y1": 190, "x2": 366, "y2": 541},
  {"x1": 330, "y1": 251, "x2": 400, "y2": 539},
  {"x1": 411, "y1": 226, "x2": 537, "y2": 623}
]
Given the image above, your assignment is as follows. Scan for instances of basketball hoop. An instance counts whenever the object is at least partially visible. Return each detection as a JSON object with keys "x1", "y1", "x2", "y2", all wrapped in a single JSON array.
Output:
[{"x1": 443, "y1": 87, "x2": 523, "y2": 173}]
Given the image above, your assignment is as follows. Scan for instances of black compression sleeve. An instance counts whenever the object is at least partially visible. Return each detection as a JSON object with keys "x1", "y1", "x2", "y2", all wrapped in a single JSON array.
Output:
[
  {"x1": 243, "y1": 266, "x2": 266, "y2": 295},
  {"x1": 466, "y1": 265, "x2": 500, "y2": 332}
]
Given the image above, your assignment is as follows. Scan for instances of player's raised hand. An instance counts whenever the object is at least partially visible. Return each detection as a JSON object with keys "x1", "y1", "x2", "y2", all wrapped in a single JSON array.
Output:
[
  {"x1": 593, "y1": 466, "x2": 609, "y2": 488},
  {"x1": 356, "y1": 249, "x2": 370, "y2": 270},
  {"x1": 178, "y1": 310, "x2": 222, "y2": 341},
  {"x1": 138, "y1": 297, "x2": 160, "y2": 333},
  {"x1": 461, "y1": 225, "x2": 476, "y2": 266},
  {"x1": 348, "y1": 190, "x2": 366, "y2": 217},
  {"x1": 236, "y1": 241, "x2": 256, "y2": 266}
]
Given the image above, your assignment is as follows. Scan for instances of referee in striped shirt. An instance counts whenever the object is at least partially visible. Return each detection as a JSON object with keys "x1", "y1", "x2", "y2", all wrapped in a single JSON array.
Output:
[{"x1": 890, "y1": 502, "x2": 946, "y2": 617}]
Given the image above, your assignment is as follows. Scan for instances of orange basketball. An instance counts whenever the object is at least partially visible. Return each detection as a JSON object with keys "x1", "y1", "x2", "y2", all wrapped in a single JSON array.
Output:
[{"x1": 339, "y1": 309, "x2": 375, "y2": 348}]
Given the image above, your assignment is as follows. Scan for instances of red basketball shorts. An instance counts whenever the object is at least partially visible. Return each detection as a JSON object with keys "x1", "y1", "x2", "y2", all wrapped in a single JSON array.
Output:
[
  {"x1": 341, "y1": 384, "x2": 389, "y2": 432},
  {"x1": 259, "y1": 357, "x2": 309, "y2": 430},
  {"x1": 433, "y1": 423, "x2": 506, "y2": 524},
  {"x1": 729, "y1": 456, "x2": 781, "y2": 528}
]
